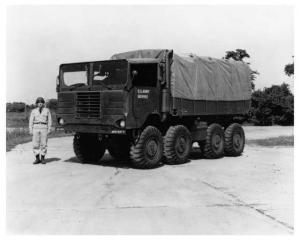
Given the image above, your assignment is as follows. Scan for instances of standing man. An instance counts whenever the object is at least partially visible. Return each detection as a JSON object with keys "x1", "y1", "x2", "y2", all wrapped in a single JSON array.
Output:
[{"x1": 29, "y1": 97, "x2": 52, "y2": 164}]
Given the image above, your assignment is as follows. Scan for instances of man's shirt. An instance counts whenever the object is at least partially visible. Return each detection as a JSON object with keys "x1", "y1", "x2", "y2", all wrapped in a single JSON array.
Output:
[{"x1": 29, "y1": 107, "x2": 52, "y2": 131}]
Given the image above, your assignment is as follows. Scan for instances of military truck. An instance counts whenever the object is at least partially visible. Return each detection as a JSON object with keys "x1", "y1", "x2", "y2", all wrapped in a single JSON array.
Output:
[{"x1": 56, "y1": 49, "x2": 251, "y2": 168}]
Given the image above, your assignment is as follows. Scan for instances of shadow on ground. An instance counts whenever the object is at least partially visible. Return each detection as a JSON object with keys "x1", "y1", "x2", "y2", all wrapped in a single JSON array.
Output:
[
  {"x1": 189, "y1": 149, "x2": 204, "y2": 160},
  {"x1": 64, "y1": 153, "x2": 164, "y2": 170},
  {"x1": 63, "y1": 149, "x2": 218, "y2": 169},
  {"x1": 62, "y1": 146, "x2": 237, "y2": 169},
  {"x1": 44, "y1": 157, "x2": 61, "y2": 164}
]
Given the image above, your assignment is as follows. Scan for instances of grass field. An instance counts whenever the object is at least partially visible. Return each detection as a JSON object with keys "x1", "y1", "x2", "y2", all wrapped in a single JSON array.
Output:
[
  {"x1": 6, "y1": 129, "x2": 72, "y2": 152},
  {"x1": 6, "y1": 111, "x2": 58, "y2": 128},
  {"x1": 6, "y1": 111, "x2": 70, "y2": 151},
  {"x1": 246, "y1": 136, "x2": 294, "y2": 147}
]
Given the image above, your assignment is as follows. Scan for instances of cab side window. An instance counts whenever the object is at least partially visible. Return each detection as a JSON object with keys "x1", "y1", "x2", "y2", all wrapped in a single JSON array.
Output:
[{"x1": 131, "y1": 64, "x2": 157, "y2": 87}]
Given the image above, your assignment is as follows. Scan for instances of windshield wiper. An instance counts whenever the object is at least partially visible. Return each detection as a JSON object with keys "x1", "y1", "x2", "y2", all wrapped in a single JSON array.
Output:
[
  {"x1": 93, "y1": 75, "x2": 112, "y2": 90},
  {"x1": 98, "y1": 82, "x2": 112, "y2": 90},
  {"x1": 68, "y1": 83, "x2": 86, "y2": 90}
]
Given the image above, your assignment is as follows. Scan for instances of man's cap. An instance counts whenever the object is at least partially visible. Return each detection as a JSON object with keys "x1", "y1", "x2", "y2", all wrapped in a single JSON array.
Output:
[{"x1": 36, "y1": 97, "x2": 45, "y2": 104}]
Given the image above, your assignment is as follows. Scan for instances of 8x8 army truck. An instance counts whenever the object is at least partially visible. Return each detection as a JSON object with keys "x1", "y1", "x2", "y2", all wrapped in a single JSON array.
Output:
[{"x1": 56, "y1": 49, "x2": 252, "y2": 169}]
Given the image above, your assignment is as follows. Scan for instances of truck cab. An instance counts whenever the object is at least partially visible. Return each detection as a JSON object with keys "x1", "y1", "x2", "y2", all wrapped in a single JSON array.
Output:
[{"x1": 57, "y1": 58, "x2": 163, "y2": 133}]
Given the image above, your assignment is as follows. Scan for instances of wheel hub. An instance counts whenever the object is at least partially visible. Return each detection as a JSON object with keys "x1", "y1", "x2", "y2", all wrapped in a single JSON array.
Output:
[
  {"x1": 146, "y1": 139, "x2": 158, "y2": 157},
  {"x1": 233, "y1": 133, "x2": 242, "y2": 150},
  {"x1": 176, "y1": 136, "x2": 187, "y2": 154},
  {"x1": 212, "y1": 134, "x2": 223, "y2": 151},
  {"x1": 213, "y1": 135, "x2": 221, "y2": 146}
]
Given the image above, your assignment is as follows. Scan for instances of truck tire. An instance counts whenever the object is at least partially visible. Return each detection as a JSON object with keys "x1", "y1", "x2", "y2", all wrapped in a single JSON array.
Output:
[
  {"x1": 163, "y1": 125, "x2": 192, "y2": 164},
  {"x1": 107, "y1": 136, "x2": 130, "y2": 160},
  {"x1": 73, "y1": 133, "x2": 106, "y2": 164},
  {"x1": 202, "y1": 123, "x2": 225, "y2": 159},
  {"x1": 130, "y1": 126, "x2": 163, "y2": 169},
  {"x1": 224, "y1": 123, "x2": 245, "y2": 156}
]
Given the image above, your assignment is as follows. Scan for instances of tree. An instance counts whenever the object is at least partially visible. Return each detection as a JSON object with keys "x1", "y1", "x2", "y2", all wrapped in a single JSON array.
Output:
[
  {"x1": 250, "y1": 83, "x2": 294, "y2": 126},
  {"x1": 284, "y1": 57, "x2": 294, "y2": 77},
  {"x1": 6, "y1": 102, "x2": 26, "y2": 112},
  {"x1": 27, "y1": 104, "x2": 35, "y2": 110},
  {"x1": 224, "y1": 49, "x2": 259, "y2": 90},
  {"x1": 46, "y1": 98, "x2": 58, "y2": 110},
  {"x1": 225, "y1": 49, "x2": 250, "y2": 61}
]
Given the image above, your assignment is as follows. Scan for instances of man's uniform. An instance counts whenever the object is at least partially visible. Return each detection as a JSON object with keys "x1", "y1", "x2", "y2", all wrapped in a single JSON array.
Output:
[{"x1": 29, "y1": 99, "x2": 52, "y2": 163}]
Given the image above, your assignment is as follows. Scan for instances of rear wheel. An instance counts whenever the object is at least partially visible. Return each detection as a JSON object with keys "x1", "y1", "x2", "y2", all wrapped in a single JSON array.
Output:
[
  {"x1": 202, "y1": 123, "x2": 225, "y2": 159},
  {"x1": 224, "y1": 123, "x2": 245, "y2": 156},
  {"x1": 164, "y1": 125, "x2": 192, "y2": 164},
  {"x1": 73, "y1": 133, "x2": 106, "y2": 163},
  {"x1": 107, "y1": 135, "x2": 130, "y2": 160},
  {"x1": 130, "y1": 126, "x2": 163, "y2": 169}
]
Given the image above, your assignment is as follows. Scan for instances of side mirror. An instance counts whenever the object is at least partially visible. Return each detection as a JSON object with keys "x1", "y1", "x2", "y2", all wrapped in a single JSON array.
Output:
[{"x1": 56, "y1": 76, "x2": 60, "y2": 92}]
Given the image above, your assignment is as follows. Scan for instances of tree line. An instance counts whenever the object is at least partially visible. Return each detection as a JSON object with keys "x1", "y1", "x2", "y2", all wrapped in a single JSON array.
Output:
[
  {"x1": 6, "y1": 49, "x2": 294, "y2": 126},
  {"x1": 6, "y1": 99, "x2": 58, "y2": 112}
]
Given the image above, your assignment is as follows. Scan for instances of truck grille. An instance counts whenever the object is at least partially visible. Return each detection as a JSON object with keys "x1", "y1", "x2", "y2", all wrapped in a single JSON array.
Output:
[{"x1": 76, "y1": 92, "x2": 101, "y2": 118}]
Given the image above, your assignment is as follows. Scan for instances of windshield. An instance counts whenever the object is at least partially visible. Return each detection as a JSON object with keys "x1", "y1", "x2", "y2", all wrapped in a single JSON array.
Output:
[
  {"x1": 92, "y1": 60, "x2": 127, "y2": 88},
  {"x1": 61, "y1": 64, "x2": 88, "y2": 86}
]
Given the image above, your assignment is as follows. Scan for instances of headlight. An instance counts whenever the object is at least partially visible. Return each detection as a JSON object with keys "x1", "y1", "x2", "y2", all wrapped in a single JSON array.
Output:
[
  {"x1": 59, "y1": 118, "x2": 65, "y2": 125},
  {"x1": 119, "y1": 120, "x2": 125, "y2": 128}
]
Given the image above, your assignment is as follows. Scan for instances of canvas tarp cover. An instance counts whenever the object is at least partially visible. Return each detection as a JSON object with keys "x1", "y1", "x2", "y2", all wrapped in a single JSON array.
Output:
[{"x1": 111, "y1": 49, "x2": 252, "y2": 101}]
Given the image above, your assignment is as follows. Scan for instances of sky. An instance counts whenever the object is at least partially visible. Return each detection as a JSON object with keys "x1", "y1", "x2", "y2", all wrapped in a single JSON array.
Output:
[{"x1": 6, "y1": 5, "x2": 294, "y2": 104}]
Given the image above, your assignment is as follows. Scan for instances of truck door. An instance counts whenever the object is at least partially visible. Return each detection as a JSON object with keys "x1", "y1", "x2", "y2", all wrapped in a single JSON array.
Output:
[{"x1": 130, "y1": 63, "x2": 160, "y2": 124}]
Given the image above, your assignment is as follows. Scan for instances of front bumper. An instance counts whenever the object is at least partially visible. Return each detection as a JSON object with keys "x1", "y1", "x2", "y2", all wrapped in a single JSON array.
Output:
[{"x1": 61, "y1": 124, "x2": 126, "y2": 135}]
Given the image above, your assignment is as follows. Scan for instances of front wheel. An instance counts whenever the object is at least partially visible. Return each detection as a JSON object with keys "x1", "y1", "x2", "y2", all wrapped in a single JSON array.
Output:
[
  {"x1": 130, "y1": 126, "x2": 163, "y2": 169},
  {"x1": 107, "y1": 135, "x2": 130, "y2": 160},
  {"x1": 73, "y1": 133, "x2": 106, "y2": 164}
]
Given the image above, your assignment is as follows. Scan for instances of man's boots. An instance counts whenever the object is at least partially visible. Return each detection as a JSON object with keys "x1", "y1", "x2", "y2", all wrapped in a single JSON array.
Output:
[
  {"x1": 33, "y1": 154, "x2": 40, "y2": 164},
  {"x1": 41, "y1": 155, "x2": 46, "y2": 164}
]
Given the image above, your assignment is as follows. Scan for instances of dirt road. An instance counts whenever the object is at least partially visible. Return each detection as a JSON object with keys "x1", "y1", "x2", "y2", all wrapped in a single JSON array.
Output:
[{"x1": 6, "y1": 126, "x2": 293, "y2": 234}]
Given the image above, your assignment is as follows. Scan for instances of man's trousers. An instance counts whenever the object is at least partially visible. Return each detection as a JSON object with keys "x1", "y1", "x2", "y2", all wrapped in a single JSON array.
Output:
[{"x1": 32, "y1": 128, "x2": 48, "y2": 156}]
